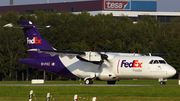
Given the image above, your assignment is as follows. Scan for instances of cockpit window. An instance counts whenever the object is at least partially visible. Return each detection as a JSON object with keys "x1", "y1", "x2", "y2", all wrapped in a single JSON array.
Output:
[
  {"x1": 149, "y1": 60, "x2": 154, "y2": 64},
  {"x1": 153, "y1": 60, "x2": 159, "y2": 64},
  {"x1": 149, "y1": 60, "x2": 167, "y2": 64},
  {"x1": 159, "y1": 60, "x2": 166, "y2": 64}
]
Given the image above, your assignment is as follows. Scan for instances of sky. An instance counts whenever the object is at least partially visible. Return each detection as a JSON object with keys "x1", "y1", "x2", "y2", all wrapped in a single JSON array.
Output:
[
  {"x1": 157, "y1": 0, "x2": 180, "y2": 12},
  {"x1": 0, "y1": 0, "x2": 180, "y2": 12}
]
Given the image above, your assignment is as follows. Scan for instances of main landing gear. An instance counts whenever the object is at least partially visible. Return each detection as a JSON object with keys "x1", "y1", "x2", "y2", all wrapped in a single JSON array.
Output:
[
  {"x1": 84, "y1": 77, "x2": 117, "y2": 85},
  {"x1": 84, "y1": 78, "x2": 116, "y2": 85},
  {"x1": 84, "y1": 78, "x2": 93, "y2": 84},
  {"x1": 107, "y1": 81, "x2": 116, "y2": 85}
]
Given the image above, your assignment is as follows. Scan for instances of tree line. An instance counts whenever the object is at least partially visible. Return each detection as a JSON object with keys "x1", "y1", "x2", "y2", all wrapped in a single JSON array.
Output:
[{"x1": 0, "y1": 11, "x2": 180, "y2": 81}]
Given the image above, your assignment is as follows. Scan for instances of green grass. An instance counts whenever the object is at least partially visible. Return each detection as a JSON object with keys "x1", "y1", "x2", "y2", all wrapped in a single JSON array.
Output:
[
  {"x1": 0, "y1": 86, "x2": 180, "y2": 101},
  {"x1": 0, "y1": 79, "x2": 180, "y2": 101}
]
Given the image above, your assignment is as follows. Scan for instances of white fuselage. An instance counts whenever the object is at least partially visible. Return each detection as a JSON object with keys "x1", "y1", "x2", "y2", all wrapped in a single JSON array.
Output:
[{"x1": 60, "y1": 52, "x2": 176, "y2": 81}]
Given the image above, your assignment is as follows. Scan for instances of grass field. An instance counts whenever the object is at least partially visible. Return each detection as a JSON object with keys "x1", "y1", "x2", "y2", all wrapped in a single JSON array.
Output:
[{"x1": 0, "y1": 79, "x2": 180, "y2": 101}]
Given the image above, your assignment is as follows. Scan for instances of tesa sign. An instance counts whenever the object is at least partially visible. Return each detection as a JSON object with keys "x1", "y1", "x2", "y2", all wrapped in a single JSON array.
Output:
[{"x1": 104, "y1": 0, "x2": 130, "y2": 10}]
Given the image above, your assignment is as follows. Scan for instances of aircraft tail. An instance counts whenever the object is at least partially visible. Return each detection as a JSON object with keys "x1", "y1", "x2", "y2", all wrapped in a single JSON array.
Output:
[{"x1": 4, "y1": 20, "x2": 53, "y2": 58}]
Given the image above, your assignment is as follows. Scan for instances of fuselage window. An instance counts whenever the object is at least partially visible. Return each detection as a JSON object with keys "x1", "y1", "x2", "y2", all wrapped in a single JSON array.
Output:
[
  {"x1": 153, "y1": 60, "x2": 159, "y2": 64},
  {"x1": 159, "y1": 60, "x2": 166, "y2": 64},
  {"x1": 149, "y1": 60, "x2": 154, "y2": 64}
]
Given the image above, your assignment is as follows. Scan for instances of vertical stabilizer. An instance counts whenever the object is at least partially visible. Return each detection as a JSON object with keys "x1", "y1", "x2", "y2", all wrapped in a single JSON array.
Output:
[
  {"x1": 17, "y1": 20, "x2": 53, "y2": 58},
  {"x1": 3, "y1": 20, "x2": 53, "y2": 58},
  {"x1": 21, "y1": 20, "x2": 53, "y2": 58}
]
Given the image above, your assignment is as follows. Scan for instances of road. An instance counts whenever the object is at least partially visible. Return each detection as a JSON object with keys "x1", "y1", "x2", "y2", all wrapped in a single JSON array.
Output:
[{"x1": 0, "y1": 84, "x2": 178, "y2": 86}]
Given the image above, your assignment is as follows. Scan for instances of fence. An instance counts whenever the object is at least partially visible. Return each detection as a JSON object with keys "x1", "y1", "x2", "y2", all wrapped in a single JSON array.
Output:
[
  {"x1": 29, "y1": 90, "x2": 56, "y2": 101},
  {"x1": 74, "y1": 94, "x2": 97, "y2": 101},
  {"x1": 29, "y1": 90, "x2": 97, "y2": 101}
]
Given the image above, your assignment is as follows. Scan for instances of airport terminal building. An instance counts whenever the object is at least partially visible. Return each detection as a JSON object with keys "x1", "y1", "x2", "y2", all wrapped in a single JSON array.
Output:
[{"x1": 1, "y1": 0, "x2": 180, "y2": 24}]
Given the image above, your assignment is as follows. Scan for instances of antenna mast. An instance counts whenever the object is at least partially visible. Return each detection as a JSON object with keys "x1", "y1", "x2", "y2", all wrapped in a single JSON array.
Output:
[{"x1": 10, "y1": 0, "x2": 13, "y2": 5}]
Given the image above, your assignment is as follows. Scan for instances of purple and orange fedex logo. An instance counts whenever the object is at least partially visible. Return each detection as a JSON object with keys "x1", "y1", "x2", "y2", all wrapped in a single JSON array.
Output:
[
  {"x1": 121, "y1": 60, "x2": 143, "y2": 68},
  {"x1": 117, "y1": 60, "x2": 143, "y2": 73},
  {"x1": 27, "y1": 37, "x2": 41, "y2": 44}
]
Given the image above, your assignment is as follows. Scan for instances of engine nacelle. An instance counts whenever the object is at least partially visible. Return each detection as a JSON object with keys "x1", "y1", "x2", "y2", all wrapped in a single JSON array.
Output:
[{"x1": 98, "y1": 72, "x2": 118, "y2": 81}]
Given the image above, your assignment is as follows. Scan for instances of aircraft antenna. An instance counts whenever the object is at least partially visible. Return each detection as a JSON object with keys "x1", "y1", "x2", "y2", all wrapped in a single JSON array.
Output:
[
  {"x1": 149, "y1": 53, "x2": 152, "y2": 56},
  {"x1": 10, "y1": 0, "x2": 13, "y2": 5}
]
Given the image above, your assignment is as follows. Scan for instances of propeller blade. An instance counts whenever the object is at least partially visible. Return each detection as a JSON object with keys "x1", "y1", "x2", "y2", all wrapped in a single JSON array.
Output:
[
  {"x1": 98, "y1": 65, "x2": 101, "y2": 72},
  {"x1": 101, "y1": 54, "x2": 108, "y2": 60},
  {"x1": 105, "y1": 40, "x2": 111, "y2": 52},
  {"x1": 76, "y1": 56, "x2": 89, "y2": 62},
  {"x1": 98, "y1": 60, "x2": 103, "y2": 72}
]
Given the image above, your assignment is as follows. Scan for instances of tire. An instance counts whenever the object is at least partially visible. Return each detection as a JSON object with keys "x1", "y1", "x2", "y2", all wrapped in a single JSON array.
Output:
[
  {"x1": 85, "y1": 79, "x2": 93, "y2": 84},
  {"x1": 160, "y1": 81, "x2": 166, "y2": 85},
  {"x1": 107, "y1": 81, "x2": 116, "y2": 85},
  {"x1": 163, "y1": 81, "x2": 166, "y2": 85}
]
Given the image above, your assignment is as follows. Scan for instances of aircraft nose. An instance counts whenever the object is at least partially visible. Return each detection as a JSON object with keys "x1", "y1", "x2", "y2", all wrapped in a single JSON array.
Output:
[{"x1": 169, "y1": 66, "x2": 176, "y2": 77}]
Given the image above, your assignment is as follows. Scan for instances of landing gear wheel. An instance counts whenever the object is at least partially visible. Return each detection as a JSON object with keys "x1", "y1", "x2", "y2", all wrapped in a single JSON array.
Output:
[
  {"x1": 85, "y1": 79, "x2": 93, "y2": 85},
  {"x1": 107, "y1": 81, "x2": 116, "y2": 85},
  {"x1": 160, "y1": 81, "x2": 166, "y2": 85}
]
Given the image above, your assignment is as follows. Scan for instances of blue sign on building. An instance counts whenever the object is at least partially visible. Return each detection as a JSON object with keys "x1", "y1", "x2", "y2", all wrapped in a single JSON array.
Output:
[
  {"x1": 103, "y1": 0, "x2": 157, "y2": 11},
  {"x1": 131, "y1": 1, "x2": 156, "y2": 11}
]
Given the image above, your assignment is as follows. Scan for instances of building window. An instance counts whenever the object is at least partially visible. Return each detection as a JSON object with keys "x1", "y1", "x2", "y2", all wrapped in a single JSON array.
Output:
[
  {"x1": 71, "y1": 7, "x2": 75, "y2": 12},
  {"x1": 25, "y1": 9, "x2": 54, "y2": 14},
  {"x1": 158, "y1": 16, "x2": 166, "y2": 23}
]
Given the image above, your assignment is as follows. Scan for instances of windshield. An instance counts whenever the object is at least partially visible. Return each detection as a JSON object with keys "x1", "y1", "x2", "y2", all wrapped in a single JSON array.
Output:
[
  {"x1": 159, "y1": 60, "x2": 166, "y2": 64},
  {"x1": 149, "y1": 60, "x2": 166, "y2": 64}
]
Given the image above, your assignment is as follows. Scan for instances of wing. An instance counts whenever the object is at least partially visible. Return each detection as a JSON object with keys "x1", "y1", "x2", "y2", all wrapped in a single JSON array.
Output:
[
  {"x1": 144, "y1": 53, "x2": 170, "y2": 56},
  {"x1": 28, "y1": 49, "x2": 102, "y2": 65},
  {"x1": 28, "y1": 49, "x2": 85, "y2": 59}
]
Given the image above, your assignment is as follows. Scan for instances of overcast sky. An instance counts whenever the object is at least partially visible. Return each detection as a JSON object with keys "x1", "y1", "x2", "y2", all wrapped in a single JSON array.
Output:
[{"x1": 0, "y1": 0, "x2": 180, "y2": 12}]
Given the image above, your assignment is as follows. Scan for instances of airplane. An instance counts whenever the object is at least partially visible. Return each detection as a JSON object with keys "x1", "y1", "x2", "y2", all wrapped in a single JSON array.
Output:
[{"x1": 3, "y1": 20, "x2": 176, "y2": 85}]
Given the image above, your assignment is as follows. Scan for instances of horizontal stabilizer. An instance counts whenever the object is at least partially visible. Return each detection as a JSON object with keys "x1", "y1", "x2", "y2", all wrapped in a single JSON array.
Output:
[{"x1": 3, "y1": 23, "x2": 50, "y2": 29}]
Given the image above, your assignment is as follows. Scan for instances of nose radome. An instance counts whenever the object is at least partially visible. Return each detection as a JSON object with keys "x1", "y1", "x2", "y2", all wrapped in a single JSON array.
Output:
[
  {"x1": 172, "y1": 68, "x2": 176, "y2": 75},
  {"x1": 169, "y1": 67, "x2": 176, "y2": 77}
]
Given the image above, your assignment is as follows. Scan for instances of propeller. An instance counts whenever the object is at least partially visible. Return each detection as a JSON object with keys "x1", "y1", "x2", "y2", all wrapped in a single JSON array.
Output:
[
  {"x1": 97, "y1": 40, "x2": 111, "y2": 71},
  {"x1": 97, "y1": 52, "x2": 111, "y2": 72},
  {"x1": 77, "y1": 40, "x2": 112, "y2": 72}
]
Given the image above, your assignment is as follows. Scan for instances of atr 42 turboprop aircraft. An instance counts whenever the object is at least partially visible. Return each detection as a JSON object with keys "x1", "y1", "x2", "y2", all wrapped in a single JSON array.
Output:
[{"x1": 4, "y1": 20, "x2": 176, "y2": 85}]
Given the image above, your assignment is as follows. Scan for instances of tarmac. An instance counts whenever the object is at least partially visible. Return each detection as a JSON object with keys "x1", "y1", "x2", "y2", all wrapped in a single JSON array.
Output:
[{"x1": 0, "y1": 84, "x2": 178, "y2": 86}]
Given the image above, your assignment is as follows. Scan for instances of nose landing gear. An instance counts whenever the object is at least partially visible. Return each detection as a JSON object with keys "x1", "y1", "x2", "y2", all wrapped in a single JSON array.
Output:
[
  {"x1": 159, "y1": 78, "x2": 167, "y2": 85},
  {"x1": 160, "y1": 81, "x2": 166, "y2": 85}
]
